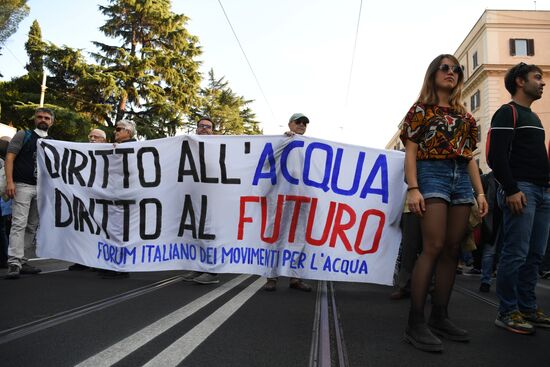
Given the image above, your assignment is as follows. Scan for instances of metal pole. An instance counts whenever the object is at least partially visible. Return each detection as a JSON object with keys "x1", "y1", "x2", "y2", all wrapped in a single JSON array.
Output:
[{"x1": 39, "y1": 71, "x2": 47, "y2": 107}]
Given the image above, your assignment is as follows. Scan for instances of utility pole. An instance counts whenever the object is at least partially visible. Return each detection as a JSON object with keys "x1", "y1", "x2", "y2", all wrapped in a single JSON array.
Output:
[{"x1": 39, "y1": 71, "x2": 47, "y2": 107}]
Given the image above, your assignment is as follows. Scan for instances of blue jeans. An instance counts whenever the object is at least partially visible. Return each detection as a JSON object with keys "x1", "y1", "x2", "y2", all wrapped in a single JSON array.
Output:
[
  {"x1": 480, "y1": 242, "x2": 497, "y2": 285},
  {"x1": 541, "y1": 235, "x2": 550, "y2": 272},
  {"x1": 480, "y1": 225, "x2": 502, "y2": 285},
  {"x1": 496, "y1": 182, "x2": 550, "y2": 314}
]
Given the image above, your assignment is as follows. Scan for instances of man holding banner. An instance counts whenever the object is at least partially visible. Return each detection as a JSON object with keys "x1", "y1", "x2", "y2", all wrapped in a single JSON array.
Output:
[
  {"x1": 181, "y1": 117, "x2": 220, "y2": 285},
  {"x1": 5, "y1": 108, "x2": 54, "y2": 279},
  {"x1": 98, "y1": 120, "x2": 136, "y2": 279},
  {"x1": 263, "y1": 113, "x2": 314, "y2": 292},
  {"x1": 68, "y1": 129, "x2": 108, "y2": 272}
]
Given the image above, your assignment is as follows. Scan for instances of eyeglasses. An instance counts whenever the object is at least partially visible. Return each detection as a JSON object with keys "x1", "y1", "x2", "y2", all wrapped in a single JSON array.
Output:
[
  {"x1": 197, "y1": 124, "x2": 213, "y2": 130},
  {"x1": 438, "y1": 64, "x2": 462, "y2": 74},
  {"x1": 292, "y1": 120, "x2": 308, "y2": 126},
  {"x1": 115, "y1": 127, "x2": 127, "y2": 132}
]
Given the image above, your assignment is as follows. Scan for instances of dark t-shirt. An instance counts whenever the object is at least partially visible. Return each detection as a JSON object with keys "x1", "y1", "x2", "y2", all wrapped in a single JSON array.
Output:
[
  {"x1": 488, "y1": 102, "x2": 549, "y2": 195},
  {"x1": 7, "y1": 130, "x2": 41, "y2": 185}
]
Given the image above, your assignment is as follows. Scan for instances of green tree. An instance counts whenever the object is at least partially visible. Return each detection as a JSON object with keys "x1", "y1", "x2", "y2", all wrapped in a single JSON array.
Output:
[
  {"x1": 0, "y1": 0, "x2": 29, "y2": 54},
  {"x1": 92, "y1": 0, "x2": 202, "y2": 138},
  {"x1": 42, "y1": 43, "x2": 113, "y2": 124},
  {"x1": 188, "y1": 69, "x2": 262, "y2": 135},
  {"x1": 24, "y1": 20, "x2": 45, "y2": 73},
  {"x1": 0, "y1": 21, "x2": 97, "y2": 142}
]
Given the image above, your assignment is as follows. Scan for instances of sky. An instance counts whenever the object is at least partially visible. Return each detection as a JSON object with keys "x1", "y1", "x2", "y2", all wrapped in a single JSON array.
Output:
[{"x1": 1, "y1": 0, "x2": 549, "y2": 148}]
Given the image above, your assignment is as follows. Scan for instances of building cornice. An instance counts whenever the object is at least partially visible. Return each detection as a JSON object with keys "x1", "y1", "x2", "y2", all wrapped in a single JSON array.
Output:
[
  {"x1": 463, "y1": 64, "x2": 507, "y2": 94},
  {"x1": 385, "y1": 129, "x2": 401, "y2": 150},
  {"x1": 463, "y1": 64, "x2": 550, "y2": 94},
  {"x1": 455, "y1": 10, "x2": 550, "y2": 57}
]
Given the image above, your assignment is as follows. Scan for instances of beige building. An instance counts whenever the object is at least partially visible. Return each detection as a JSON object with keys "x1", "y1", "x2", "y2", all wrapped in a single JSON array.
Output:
[
  {"x1": 458, "y1": 10, "x2": 550, "y2": 172},
  {"x1": 387, "y1": 9, "x2": 550, "y2": 172}
]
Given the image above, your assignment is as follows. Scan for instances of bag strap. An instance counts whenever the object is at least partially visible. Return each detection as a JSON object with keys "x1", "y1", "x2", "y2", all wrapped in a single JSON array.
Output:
[{"x1": 507, "y1": 103, "x2": 517, "y2": 129}]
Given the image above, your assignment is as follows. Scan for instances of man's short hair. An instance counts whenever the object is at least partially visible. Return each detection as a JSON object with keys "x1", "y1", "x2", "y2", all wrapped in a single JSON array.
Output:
[
  {"x1": 116, "y1": 119, "x2": 136, "y2": 137},
  {"x1": 89, "y1": 128, "x2": 107, "y2": 139},
  {"x1": 197, "y1": 117, "x2": 213, "y2": 126},
  {"x1": 35, "y1": 107, "x2": 55, "y2": 121},
  {"x1": 504, "y1": 62, "x2": 543, "y2": 95}
]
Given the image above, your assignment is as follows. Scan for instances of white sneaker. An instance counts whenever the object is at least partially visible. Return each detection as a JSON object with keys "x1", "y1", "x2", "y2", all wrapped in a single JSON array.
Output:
[{"x1": 193, "y1": 273, "x2": 220, "y2": 284}]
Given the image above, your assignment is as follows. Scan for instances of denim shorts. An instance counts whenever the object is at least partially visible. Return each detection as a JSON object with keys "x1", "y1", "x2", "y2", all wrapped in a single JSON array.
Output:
[{"x1": 416, "y1": 159, "x2": 475, "y2": 205}]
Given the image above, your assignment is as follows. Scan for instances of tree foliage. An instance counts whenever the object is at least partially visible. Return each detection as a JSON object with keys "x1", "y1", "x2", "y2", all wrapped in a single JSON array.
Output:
[
  {"x1": 0, "y1": 1, "x2": 262, "y2": 142},
  {"x1": 24, "y1": 20, "x2": 44, "y2": 73},
  {"x1": 92, "y1": 0, "x2": 202, "y2": 138},
  {"x1": 0, "y1": 22, "x2": 95, "y2": 142},
  {"x1": 0, "y1": 0, "x2": 29, "y2": 53},
  {"x1": 188, "y1": 69, "x2": 262, "y2": 135}
]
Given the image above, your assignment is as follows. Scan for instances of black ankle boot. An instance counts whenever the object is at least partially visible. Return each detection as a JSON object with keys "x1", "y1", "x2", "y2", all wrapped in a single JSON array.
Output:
[
  {"x1": 429, "y1": 305, "x2": 470, "y2": 342},
  {"x1": 404, "y1": 323, "x2": 443, "y2": 352},
  {"x1": 405, "y1": 308, "x2": 443, "y2": 352}
]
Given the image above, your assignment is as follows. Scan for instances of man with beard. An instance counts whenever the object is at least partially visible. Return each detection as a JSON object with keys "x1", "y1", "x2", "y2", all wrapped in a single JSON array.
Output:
[
  {"x1": 5, "y1": 108, "x2": 54, "y2": 279},
  {"x1": 488, "y1": 63, "x2": 550, "y2": 334}
]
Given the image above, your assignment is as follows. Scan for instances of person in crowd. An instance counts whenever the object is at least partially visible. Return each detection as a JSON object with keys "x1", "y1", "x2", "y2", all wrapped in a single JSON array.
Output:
[
  {"x1": 464, "y1": 170, "x2": 494, "y2": 279},
  {"x1": 399, "y1": 54, "x2": 487, "y2": 352},
  {"x1": 68, "y1": 128, "x2": 108, "y2": 271},
  {"x1": 477, "y1": 171, "x2": 502, "y2": 292},
  {"x1": 262, "y1": 113, "x2": 312, "y2": 292},
  {"x1": 390, "y1": 207, "x2": 422, "y2": 300},
  {"x1": 5, "y1": 108, "x2": 55, "y2": 279},
  {"x1": 488, "y1": 62, "x2": 550, "y2": 334},
  {"x1": 540, "y1": 235, "x2": 550, "y2": 279},
  {"x1": 87, "y1": 128, "x2": 108, "y2": 144},
  {"x1": 0, "y1": 137, "x2": 11, "y2": 268},
  {"x1": 98, "y1": 120, "x2": 136, "y2": 279},
  {"x1": 181, "y1": 117, "x2": 220, "y2": 285},
  {"x1": 0, "y1": 196, "x2": 12, "y2": 269}
]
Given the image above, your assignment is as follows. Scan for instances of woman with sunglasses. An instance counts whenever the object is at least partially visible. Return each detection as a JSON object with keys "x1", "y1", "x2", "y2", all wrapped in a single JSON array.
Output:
[{"x1": 399, "y1": 54, "x2": 488, "y2": 352}]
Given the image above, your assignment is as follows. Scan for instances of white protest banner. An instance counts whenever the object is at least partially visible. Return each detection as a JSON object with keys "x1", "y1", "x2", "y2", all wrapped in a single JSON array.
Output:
[{"x1": 37, "y1": 135, "x2": 406, "y2": 285}]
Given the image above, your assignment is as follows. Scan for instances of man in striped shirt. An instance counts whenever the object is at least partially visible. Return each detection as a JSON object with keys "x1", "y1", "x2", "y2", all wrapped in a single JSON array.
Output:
[{"x1": 488, "y1": 62, "x2": 550, "y2": 335}]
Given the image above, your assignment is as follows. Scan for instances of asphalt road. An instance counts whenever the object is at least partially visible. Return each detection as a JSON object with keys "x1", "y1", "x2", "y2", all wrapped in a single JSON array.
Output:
[{"x1": 1, "y1": 259, "x2": 549, "y2": 367}]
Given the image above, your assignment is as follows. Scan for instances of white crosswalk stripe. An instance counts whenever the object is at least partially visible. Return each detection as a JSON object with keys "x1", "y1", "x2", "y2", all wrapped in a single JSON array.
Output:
[
  {"x1": 76, "y1": 274, "x2": 255, "y2": 367},
  {"x1": 143, "y1": 277, "x2": 265, "y2": 367}
]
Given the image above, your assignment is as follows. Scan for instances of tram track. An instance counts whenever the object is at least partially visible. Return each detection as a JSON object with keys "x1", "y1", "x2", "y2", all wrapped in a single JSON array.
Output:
[
  {"x1": 310, "y1": 281, "x2": 349, "y2": 367},
  {"x1": 0, "y1": 274, "x2": 185, "y2": 345},
  {"x1": 456, "y1": 278, "x2": 550, "y2": 308},
  {"x1": 454, "y1": 284, "x2": 499, "y2": 308}
]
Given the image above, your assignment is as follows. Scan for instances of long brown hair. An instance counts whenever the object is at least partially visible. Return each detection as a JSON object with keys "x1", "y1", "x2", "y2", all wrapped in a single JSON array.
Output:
[{"x1": 418, "y1": 54, "x2": 466, "y2": 114}]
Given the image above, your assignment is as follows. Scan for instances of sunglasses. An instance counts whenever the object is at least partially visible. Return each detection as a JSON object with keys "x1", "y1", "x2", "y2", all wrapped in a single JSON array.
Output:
[
  {"x1": 197, "y1": 124, "x2": 213, "y2": 129},
  {"x1": 438, "y1": 64, "x2": 462, "y2": 74},
  {"x1": 293, "y1": 119, "x2": 308, "y2": 126},
  {"x1": 115, "y1": 127, "x2": 127, "y2": 132}
]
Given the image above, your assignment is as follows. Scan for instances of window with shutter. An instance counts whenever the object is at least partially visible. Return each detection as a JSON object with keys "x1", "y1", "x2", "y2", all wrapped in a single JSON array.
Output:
[
  {"x1": 527, "y1": 39, "x2": 535, "y2": 55},
  {"x1": 509, "y1": 39, "x2": 534, "y2": 56},
  {"x1": 470, "y1": 90, "x2": 480, "y2": 111}
]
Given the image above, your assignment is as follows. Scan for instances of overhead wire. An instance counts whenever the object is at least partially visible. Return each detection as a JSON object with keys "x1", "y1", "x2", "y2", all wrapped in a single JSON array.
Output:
[
  {"x1": 217, "y1": 0, "x2": 276, "y2": 123},
  {"x1": 343, "y1": 0, "x2": 363, "y2": 119}
]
